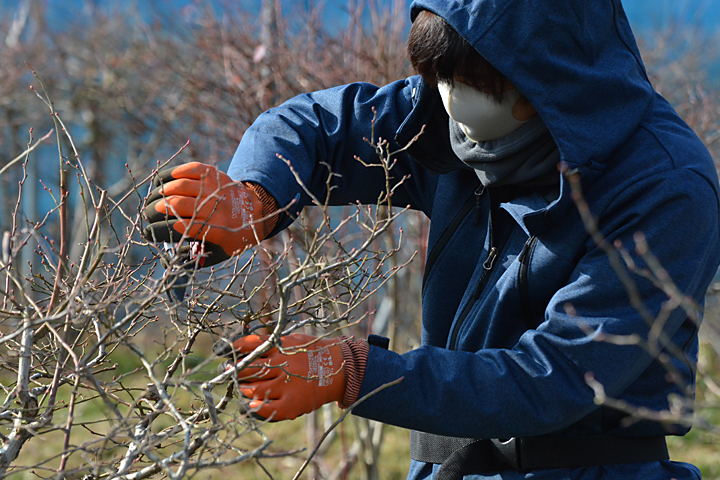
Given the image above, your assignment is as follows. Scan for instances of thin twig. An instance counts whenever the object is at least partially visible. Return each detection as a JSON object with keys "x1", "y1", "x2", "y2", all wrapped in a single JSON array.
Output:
[
  {"x1": 0, "y1": 129, "x2": 54, "y2": 177},
  {"x1": 292, "y1": 376, "x2": 404, "y2": 480}
]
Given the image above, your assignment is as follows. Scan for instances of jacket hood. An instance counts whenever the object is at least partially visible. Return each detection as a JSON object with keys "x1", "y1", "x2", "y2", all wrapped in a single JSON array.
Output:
[{"x1": 409, "y1": 0, "x2": 655, "y2": 170}]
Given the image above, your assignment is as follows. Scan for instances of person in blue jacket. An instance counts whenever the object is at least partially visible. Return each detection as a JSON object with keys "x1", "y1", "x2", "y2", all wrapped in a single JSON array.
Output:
[{"x1": 143, "y1": 0, "x2": 720, "y2": 478}]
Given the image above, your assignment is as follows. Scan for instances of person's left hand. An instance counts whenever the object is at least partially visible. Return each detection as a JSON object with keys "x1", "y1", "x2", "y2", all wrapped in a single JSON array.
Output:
[{"x1": 225, "y1": 334, "x2": 346, "y2": 421}]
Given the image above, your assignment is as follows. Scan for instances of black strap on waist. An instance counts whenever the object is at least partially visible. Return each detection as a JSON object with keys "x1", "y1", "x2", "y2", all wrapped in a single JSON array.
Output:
[{"x1": 410, "y1": 431, "x2": 669, "y2": 479}]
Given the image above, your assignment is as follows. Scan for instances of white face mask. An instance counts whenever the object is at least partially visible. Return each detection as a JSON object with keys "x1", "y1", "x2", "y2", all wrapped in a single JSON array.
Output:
[{"x1": 437, "y1": 81, "x2": 528, "y2": 142}]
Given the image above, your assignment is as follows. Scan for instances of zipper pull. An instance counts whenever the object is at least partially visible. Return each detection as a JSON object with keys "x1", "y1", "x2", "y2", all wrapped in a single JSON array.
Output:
[
  {"x1": 483, "y1": 247, "x2": 498, "y2": 271},
  {"x1": 474, "y1": 185, "x2": 485, "y2": 226}
]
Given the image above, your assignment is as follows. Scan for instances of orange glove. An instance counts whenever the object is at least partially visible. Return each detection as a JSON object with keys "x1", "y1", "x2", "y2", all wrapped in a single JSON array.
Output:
[
  {"x1": 227, "y1": 334, "x2": 347, "y2": 421},
  {"x1": 143, "y1": 162, "x2": 265, "y2": 266}
]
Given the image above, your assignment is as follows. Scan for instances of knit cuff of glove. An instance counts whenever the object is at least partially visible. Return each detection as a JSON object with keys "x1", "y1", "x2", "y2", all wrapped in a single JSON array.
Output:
[
  {"x1": 244, "y1": 182, "x2": 279, "y2": 239},
  {"x1": 338, "y1": 337, "x2": 370, "y2": 409}
]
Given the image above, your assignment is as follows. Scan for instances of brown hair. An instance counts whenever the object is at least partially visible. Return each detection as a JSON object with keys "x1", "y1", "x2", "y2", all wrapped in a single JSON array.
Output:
[{"x1": 407, "y1": 10, "x2": 508, "y2": 100}]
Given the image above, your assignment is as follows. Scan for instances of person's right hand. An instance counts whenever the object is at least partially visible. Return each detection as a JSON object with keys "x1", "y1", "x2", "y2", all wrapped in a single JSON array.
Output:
[{"x1": 143, "y1": 162, "x2": 264, "y2": 266}]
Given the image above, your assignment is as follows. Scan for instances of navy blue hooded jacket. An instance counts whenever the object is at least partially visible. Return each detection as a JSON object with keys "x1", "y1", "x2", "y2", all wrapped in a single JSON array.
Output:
[{"x1": 228, "y1": 0, "x2": 720, "y2": 478}]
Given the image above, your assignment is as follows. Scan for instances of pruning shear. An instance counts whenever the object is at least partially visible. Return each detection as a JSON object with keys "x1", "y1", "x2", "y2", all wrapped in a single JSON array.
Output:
[{"x1": 161, "y1": 241, "x2": 206, "y2": 303}]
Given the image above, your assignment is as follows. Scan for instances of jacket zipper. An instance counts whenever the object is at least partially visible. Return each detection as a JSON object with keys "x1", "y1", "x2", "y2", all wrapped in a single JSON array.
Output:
[
  {"x1": 422, "y1": 186, "x2": 484, "y2": 291},
  {"x1": 448, "y1": 189, "x2": 503, "y2": 350},
  {"x1": 448, "y1": 247, "x2": 499, "y2": 350},
  {"x1": 517, "y1": 235, "x2": 538, "y2": 330},
  {"x1": 474, "y1": 185, "x2": 486, "y2": 225}
]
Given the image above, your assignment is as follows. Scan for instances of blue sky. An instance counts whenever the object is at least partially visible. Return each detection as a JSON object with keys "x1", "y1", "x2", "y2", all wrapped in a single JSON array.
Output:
[
  {"x1": 2, "y1": 0, "x2": 719, "y2": 34},
  {"x1": 622, "y1": 0, "x2": 720, "y2": 31}
]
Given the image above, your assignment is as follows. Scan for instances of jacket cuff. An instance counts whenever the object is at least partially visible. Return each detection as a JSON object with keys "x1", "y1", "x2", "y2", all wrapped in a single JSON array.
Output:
[
  {"x1": 338, "y1": 338, "x2": 370, "y2": 409},
  {"x1": 244, "y1": 182, "x2": 279, "y2": 239}
]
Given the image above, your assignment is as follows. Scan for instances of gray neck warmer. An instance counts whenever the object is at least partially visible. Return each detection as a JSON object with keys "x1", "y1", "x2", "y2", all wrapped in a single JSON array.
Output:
[{"x1": 449, "y1": 115, "x2": 561, "y2": 188}]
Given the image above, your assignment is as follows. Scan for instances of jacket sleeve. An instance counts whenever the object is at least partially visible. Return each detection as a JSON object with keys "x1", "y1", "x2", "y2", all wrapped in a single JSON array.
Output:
[
  {"x1": 227, "y1": 77, "x2": 438, "y2": 233},
  {"x1": 351, "y1": 168, "x2": 720, "y2": 439}
]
